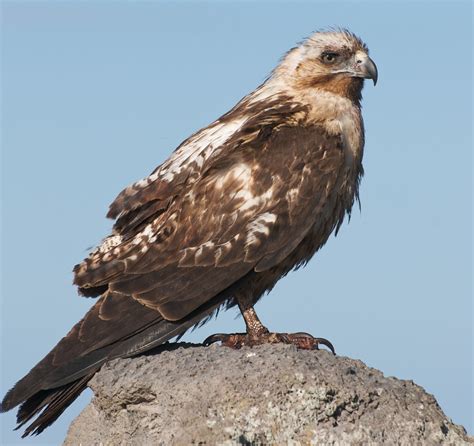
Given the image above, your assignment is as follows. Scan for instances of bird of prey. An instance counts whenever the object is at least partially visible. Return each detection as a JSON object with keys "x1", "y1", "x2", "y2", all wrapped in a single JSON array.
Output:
[{"x1": 1, "y1": 29, "x2": 377, "y2": 437}]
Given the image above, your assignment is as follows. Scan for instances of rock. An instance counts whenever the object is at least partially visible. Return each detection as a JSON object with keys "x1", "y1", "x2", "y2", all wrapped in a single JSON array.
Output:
[{"x1": 64, "y1": 343, "x2": 472, "y2": 445}]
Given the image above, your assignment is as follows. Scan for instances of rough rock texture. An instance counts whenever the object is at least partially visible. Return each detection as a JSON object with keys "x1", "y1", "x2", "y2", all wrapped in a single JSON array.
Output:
[{"x1": 64, "y1": 343, "x2": 472, "y2": 445}]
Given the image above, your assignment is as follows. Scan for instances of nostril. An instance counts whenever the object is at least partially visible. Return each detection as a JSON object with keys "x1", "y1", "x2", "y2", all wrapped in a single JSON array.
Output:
[{"x1": 356, "y1": 59, "x2": 363, "y2": 64}]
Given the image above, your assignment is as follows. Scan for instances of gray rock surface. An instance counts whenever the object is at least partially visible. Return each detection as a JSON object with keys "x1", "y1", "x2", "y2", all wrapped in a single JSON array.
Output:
[{"x1": 64, "y1": 343, "x2": 472, "y2": 445}]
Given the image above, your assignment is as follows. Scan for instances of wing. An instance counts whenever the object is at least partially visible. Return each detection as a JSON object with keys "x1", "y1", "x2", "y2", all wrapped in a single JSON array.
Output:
[
  {"x1": 106, "y1": 95, "x2": 305, "y2": 234},
  {"x1": 74, "y1": 124, "x2": 346, "y2": 321}
]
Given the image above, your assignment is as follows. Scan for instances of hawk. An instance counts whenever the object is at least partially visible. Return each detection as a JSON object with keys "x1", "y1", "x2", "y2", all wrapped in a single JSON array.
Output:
[{"x1": 1, "y1": 29, "x2": 377, "y2": 436}]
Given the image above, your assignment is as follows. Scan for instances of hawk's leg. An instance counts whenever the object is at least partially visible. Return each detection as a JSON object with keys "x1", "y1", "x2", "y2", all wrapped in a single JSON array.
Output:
[{"x1": 203, "y1": 301, "x2": 335, "y2": 354}]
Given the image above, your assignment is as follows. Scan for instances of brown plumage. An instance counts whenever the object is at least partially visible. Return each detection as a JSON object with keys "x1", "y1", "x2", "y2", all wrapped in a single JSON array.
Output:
[{"x1": 1, "y1": 29, "x2": 377, "y2": 436}]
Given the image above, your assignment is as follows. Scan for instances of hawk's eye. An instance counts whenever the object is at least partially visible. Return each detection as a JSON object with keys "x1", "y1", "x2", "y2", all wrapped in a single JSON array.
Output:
[{"x1": 321, "y1": 52, "x2": 339, "y2": 64}]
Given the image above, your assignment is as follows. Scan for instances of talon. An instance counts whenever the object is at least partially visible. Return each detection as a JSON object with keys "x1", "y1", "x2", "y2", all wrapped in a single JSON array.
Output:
[
  {"x1": 288, "y1": 332, "x2": 336, "y2": 355},
  {"x1": 203, "y1": 333, "x2": 227, "y2": 346},
  {"x1": 314, "y1": 337, "x2": 336, "y2": 355},
  {"x1": 203, "y1": 333, "x2": 246, "y2": 347}
]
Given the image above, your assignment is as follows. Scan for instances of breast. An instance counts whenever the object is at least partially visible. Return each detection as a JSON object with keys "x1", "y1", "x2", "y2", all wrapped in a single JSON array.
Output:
[
  {"x1": 337, "y1": 110, "x2": 364, "y2": 166},
  {"x1": 306, "y1": 90, "x2": 364, "y2": 168},
  {"x1": 295, "y1": 102, "x2": 365, "y2": 266},
  {"x1": 321, "y1": 109, "x2": 363, "y2": 170}
]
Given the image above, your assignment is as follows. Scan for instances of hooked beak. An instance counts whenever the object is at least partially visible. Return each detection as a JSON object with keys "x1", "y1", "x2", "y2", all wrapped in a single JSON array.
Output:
[{"x1": 354, "y1": 51, "x2": 378, "y2": 86}]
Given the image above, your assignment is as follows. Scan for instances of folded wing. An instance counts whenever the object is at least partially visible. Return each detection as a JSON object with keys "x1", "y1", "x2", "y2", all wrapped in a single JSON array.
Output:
[{"x1": 74, "y1": 124, "x2": 345, "y2": 321}]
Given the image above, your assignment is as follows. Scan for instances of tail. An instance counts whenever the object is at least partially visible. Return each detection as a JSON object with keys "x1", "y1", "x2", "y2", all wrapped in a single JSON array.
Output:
[{"x1": 1, "y1": 291, "x2": 225, "y2": 437}]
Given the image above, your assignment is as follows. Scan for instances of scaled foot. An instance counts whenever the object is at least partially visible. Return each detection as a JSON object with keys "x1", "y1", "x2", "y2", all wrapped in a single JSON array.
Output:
[{"x1": 203, "y1": 331, "x2": 335, "y2": 354}]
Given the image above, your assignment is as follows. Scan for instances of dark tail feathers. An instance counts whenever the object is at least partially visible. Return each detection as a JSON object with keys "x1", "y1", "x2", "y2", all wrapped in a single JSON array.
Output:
[
  {"x1": 15, "y1": 374, "x2": 93, "y2": 437},
  {"x1": 1, "y1": 293, "x2": 225, "y2": 437}
]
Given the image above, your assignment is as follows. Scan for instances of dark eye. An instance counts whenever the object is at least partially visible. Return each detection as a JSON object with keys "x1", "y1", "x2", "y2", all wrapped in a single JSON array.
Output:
[{"x1": 321, "y1": 52, "x2": 339, "y2": 64}]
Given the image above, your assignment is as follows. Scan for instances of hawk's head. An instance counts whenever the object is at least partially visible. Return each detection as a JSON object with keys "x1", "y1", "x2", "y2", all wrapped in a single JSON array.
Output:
[{"x1": 276, "y1": 29, "x2": 377, "y2": 101}]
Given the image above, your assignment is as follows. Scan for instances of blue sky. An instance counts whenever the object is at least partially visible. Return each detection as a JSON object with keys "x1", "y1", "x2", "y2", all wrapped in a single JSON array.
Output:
[{"x1": 1, "y1": 1, "x2": 472, "y2": 444}]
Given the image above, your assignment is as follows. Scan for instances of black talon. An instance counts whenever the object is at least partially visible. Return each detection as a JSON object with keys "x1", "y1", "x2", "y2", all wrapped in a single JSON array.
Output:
[
  {"x1": 203, "y1": 333, "x2": 227, "y2": 346},
  {"x1": 290, "y1": 332, "x2": 336, "y2": 355},
  {"x1": 314, "y1": 337, "x2": 336, "y2": 355}
]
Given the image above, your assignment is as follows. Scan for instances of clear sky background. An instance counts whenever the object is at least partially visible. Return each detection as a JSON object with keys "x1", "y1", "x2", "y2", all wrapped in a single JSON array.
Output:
[{"x1": 1, "y1": 1, "x2": 472, "y2": 444}]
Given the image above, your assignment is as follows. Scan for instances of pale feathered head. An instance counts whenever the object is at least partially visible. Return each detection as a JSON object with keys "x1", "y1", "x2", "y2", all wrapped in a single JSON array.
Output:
[{"x1": 274, "y1": 29, "x2": 377, "y2": 99}]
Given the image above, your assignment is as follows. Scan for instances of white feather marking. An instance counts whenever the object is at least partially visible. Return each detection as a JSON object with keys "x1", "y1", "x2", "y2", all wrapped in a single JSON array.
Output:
[
  {"x1": 215, "y1": 163, "x2": 252, "y2": 190},
  {"x1": 214, "y1": 235, "x2": 240, "y2": 265},
  {"x1": 233, "y1": 189, "x2": 254, "y2": 202},
  {"x1": 161, "y1": 118, "x2": 246, "y2": 182},
  {"x1": 142, "y1": 224, "x2": 154, "y2": 237},
  {"x1": 247, "y1": 78, "x2": 287, "y2": 104},
  {"x1": 238, "y1": 187, "x2": 274, "y2": 212},
  {"x1": 245, "y1": 212, "x2": 277, "y2": 247},
  {"x1": 118, "y1": 117, "x2": 247, "y2": 207},
  {"x1": 132, "y1": 237, "x2": 142, "y2": 246},
  {"x1": 286, "y1": 187, "x2": 299, "y2": 203},
  {"x1": 98, "y1": 235, "x2": 123, "y2": 253},
  {"x1": 126, "y1": 223, "x2": 157, "y2": 250},
  {"x1": 214, "y1": 163, "x2": 274, "y2": 211},
  {"x1": 194, "y1": 241, "x2": 215, "y2": 263}
]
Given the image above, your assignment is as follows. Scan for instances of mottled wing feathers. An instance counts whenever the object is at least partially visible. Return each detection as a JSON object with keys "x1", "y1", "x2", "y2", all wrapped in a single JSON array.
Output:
[
  {"x1": 106, "y1": 118, "x2": 240, "y2": 230},
  {"x1": 74, "y1": 123, "x2": 345, "y2": 321},
  {"x1": 106, "y1": 96, "x2": 306, "y2": 235}
]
